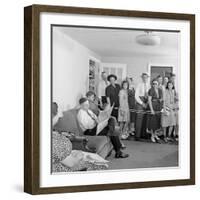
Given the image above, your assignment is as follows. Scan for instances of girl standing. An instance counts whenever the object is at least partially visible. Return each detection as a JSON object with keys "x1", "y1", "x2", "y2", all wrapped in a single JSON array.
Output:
[{"x1": 118, "y1": 80, "x2": 130, "y2": 140}]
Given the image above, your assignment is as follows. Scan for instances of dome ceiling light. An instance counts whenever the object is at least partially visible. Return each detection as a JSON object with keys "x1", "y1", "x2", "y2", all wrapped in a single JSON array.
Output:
[{"x1": 136, "y1": 31, "x2": 161, "y2": 46}]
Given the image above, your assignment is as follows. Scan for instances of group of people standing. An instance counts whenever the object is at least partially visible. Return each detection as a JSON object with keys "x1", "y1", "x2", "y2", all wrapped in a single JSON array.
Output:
[
  {"x1": 98, "y1": 72, "x2": 135, "y2": 140},
  {"x1": 98, "y1": 71, "x2": 179, "y2": 143},
  {"x1": 53, "y1": 71, "x2": 178, "y2": 161},
  {"x1": 70, "y1": 70, "x2": 179, "y2": 160}
]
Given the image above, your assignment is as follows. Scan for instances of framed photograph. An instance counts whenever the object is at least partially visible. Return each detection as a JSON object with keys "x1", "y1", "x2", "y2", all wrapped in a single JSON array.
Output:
[{"x1": 24, "y1": 4, "x2": 195, "y2": 194}]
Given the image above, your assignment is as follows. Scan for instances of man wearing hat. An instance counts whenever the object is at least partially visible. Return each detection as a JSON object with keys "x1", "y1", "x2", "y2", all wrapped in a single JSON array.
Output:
[
  {"x1": 105, "y1": 74, "x2": 121, "y2": 120},
  {"x1": 135, "y1": 73, "x2": 150, "y2": 140}
]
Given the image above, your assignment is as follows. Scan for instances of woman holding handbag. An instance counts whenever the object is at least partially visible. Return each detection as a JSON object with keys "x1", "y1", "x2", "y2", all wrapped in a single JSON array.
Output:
[{"x1": 147, "y1": 79, "x2": 163, "y2": 143}]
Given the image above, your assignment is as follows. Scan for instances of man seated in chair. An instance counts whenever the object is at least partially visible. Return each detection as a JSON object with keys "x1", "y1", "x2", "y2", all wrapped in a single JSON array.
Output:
[{"x1": 77, "y1": 97, "x2": 129, "y2": 159}]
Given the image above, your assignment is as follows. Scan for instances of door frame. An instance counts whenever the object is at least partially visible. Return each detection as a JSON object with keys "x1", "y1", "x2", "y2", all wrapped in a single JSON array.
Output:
[
  {"x1": 100, "y1": 62, "x2": 127, "y2": 81},
  {"x1": 147, "y1": 63, "x2": 175, "y2": 79},
  {"x1": 88, "y1": 56, "x2": 101, "y2": 94}
]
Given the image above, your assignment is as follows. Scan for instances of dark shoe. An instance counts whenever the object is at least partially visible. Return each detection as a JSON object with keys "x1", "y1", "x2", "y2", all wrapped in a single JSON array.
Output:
[
  {"x1": 155, "y1": 138, "x2": 162, "y2": 144},
  {"x1": 106, "y1": 149, "x2": 113, "y2": 158},
  {"x1": 115, "y1": 151, "x2": 129, "y2": 159},
  {"x1": 155, "y1": 135, "x2": 162, "y2": 143},
  {"x1": 163, "y1": 137, "x2": 168, "y2": 143}
]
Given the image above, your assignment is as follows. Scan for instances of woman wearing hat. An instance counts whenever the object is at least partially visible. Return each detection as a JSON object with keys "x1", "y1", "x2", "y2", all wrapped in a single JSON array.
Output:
[{"x1": 105, "y1": 74, "x2": 121, "y2": 120}]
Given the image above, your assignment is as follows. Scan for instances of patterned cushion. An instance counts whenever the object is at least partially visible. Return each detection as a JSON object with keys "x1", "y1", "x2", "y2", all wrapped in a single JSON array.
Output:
[
  {"x1": 52, "y1": 161, "x2": 108, "y2": 173},
  {"x1": 52, "y1": 132, "x2": 109, "y2": 172},
  {"x1": 54, "y1": 108, "x2": 113, "y2": 158},
  {"x1": 52, "y1": 132, "x2": 72, "y2": 163},
  {"x1": 52, "y1": 161, "x2": 87, "y2": 173}
]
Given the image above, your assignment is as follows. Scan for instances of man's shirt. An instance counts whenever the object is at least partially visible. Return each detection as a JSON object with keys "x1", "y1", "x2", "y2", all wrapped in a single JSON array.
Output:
[
  {"x1": 77, "y1": 109, "x2": 97, "y2": 132},
  {"x1": 135, "y1": 82, "x2": 150, "y2": 105}
]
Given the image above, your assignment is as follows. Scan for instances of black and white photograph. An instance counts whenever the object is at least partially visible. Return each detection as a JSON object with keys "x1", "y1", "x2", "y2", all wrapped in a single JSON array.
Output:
[
  {"x1": 23, "y1": 5, "x2": 195, "y2": 194},
  {"x1": 52, "y1": 25, "x2": 180, "y2": 173}
]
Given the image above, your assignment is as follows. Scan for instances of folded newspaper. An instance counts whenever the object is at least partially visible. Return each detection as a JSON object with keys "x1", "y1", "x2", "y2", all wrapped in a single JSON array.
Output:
[{"x1": 96, "y1": 105, "x2": 114, "y2": 135}]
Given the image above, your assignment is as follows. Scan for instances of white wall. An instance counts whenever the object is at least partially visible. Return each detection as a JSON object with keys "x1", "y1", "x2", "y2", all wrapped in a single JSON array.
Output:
[
  {"x1": 54, "y1": 29, "x2": 179, "y2": 109},
  {"x1": 102, "y1": 55, "x2": 178, "y2": 86},
  {"x1": 53, "y1": 28, "x2": 100, "y2": 111}
]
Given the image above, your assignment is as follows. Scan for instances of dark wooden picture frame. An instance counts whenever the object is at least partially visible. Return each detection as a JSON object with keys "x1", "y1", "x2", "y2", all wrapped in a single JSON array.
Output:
[{"x1": 24, "y1": 4, "x2": 195, "y2": 195}]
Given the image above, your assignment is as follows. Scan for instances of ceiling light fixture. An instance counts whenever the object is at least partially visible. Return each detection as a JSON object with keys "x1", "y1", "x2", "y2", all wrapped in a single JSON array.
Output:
[{"x1": 136, "y1": 31, "x2": 161, "y2": 46}]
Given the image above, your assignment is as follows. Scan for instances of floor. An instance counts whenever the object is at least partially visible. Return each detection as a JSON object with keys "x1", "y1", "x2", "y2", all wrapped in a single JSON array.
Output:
[{"x1": 107, "y1": 139, "x2": 178, "y2": 170}]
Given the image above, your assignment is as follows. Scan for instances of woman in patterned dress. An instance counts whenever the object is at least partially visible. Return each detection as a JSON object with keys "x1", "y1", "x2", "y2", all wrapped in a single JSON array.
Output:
[
  {"x1": 162, "y1": 81, "x2": 177, "y2": 142},
  {"x1": 118, "y1": 80, "x2": 130, "y2": 139}
]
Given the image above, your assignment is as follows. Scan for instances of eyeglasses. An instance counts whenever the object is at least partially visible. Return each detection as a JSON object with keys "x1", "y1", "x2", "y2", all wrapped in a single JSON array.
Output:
[{"x1": 153, "y1": 83, "x2": 158, "y2": 85}]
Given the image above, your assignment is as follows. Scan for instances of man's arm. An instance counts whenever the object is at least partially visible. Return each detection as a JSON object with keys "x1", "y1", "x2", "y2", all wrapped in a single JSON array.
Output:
[
  {"x1": 148, "y1": 96, "x2": 155, "y2": 115},
  {"x1": 53, "y1": 115, "x2": 60, "y2": 127}
]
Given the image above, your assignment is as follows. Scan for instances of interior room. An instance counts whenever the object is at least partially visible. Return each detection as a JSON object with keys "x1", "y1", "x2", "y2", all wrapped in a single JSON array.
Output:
[{"x1": 52, "y1": 25, "x2": 179, "y2": 172}]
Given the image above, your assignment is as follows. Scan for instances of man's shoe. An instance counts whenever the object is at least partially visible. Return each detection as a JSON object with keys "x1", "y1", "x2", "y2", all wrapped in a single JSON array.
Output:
[{"x1": 115, "y1": 151, "x2": 129, "y2": 159}]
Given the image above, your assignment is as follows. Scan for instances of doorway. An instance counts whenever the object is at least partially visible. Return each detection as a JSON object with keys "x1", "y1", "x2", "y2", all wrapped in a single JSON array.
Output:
[
  {"x1": 100, "y1": 63, "x2": 127, "y2": 84},
  {"x1": 149, "y1": 64, "x2": 173, "y2": 81}
]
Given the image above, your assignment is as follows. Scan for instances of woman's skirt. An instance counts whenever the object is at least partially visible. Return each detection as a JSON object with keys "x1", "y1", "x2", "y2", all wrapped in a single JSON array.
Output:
[
  {"x1": 147, "y1": 100, "x2": 162, "y2": 132},
  {"x1": 147, "y1": 113, "x2": 161, "y2": 132},
  {"x1": 118, "y1": 108, "x2": 130, "y2": 122},
  {"x1": 161, "y1": 110, "x2": 176, "y2": 127}
]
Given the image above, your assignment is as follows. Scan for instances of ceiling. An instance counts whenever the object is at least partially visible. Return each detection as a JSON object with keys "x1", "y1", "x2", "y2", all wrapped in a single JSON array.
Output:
[{"x1": 57, "y1": 26, "x2": 180, "y2": 58}]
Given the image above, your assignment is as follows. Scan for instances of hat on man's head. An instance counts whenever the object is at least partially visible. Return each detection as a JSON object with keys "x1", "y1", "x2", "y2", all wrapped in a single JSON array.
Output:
[
  {"x1": 141, "y1": 72, "x2": 150, "y2": 77},
  {"x1": 107, "y1": 74, "x2": 117, "y2": 81},
  {"x1": 79, "y1": 97, "x2": 88, "y2": 105}
]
